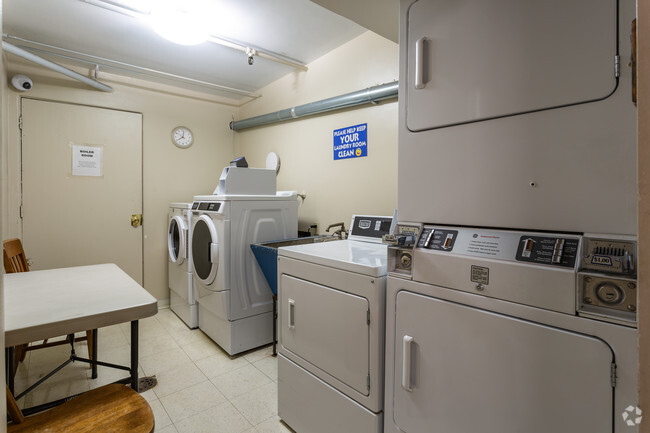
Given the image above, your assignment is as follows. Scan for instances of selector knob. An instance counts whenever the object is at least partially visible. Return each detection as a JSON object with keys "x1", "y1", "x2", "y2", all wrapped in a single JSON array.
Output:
[{"x1": 595, "y1": 283, "x2": 624, "y2": 305}]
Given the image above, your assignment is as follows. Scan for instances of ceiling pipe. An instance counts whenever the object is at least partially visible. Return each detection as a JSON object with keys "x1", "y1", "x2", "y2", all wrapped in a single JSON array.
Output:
[
  {"x1": 3, "y1": 41, "x2": 113, "y2": 92},
  {"x1": 3, "y1": 34, "x2": 259, "y2": 99},
  {"x1": 230, "y1": 81, "x2": 398, "y2": 131}
]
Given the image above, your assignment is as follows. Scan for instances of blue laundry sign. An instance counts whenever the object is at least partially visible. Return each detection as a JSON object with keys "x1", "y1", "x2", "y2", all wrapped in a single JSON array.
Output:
[{"x1": 333, "y1": 123, "x2": 367, "y2": 160}]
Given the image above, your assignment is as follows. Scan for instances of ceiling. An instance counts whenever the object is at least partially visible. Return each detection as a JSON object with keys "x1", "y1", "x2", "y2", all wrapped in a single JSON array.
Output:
[
  {"x1": 2, "y1": 0, "x2": 378, "y2": 104},
  {"x1": 311, "y1": 0, "x2": 398, "y2": 43}
]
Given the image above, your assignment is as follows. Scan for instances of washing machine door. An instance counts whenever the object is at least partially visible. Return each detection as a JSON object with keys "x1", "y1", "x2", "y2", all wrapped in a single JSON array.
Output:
[
  {"x1": 168, "y1": 215, "x2": 187, "y2": 265},
  {"x1": 192, "y1": 214, "x2": 220, "y2": 286}
]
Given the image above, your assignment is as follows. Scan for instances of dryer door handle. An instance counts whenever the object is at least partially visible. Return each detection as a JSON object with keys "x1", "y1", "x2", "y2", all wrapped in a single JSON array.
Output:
[
  {"x1": 209, "y1": 242, "x2": 219, "y2": 264},
  {"x1": 402, "y1": 335, "x2": 415, "y2": 392},
  {"x1": 288, "y1": 298, "x2": 296, "y2": 329}
]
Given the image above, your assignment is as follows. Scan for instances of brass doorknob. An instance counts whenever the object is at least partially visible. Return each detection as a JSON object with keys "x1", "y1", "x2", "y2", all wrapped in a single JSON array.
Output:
[{"x1": 131, "y1": 214, "x2": 143, "y2": 227}]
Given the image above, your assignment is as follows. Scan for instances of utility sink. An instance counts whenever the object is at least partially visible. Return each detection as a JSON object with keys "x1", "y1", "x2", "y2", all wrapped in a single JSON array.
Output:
[
  {"x1": 250, "y1": 235, "x2": 338, "y2": 296},
  {"x1": 251, "y1": 235, "x2": 338, "y2": 356}
]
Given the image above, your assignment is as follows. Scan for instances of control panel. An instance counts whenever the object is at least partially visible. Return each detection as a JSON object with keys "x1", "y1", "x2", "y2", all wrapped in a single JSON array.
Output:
[
  {"x1": 418, "y1": 227, "x2": 458, "y2": 251},
  {"x1": 385, "y1": 222, "x2": 422, "y2": 278},
  {"x1": 192, "y1": 201, "x2": 222, "y2": 212},
  {"x1": 514, "y1": 236, "x2": 580, "y2": 268},
  {"x1": 348, "y1": 215, "x2": 393, "y2": 243},
  {"x1": 578, "y1": 237, "x2": 637, "y2": 326},
  {"x1": 387, "y1": 222, "x2": 638, "y2": 326}
]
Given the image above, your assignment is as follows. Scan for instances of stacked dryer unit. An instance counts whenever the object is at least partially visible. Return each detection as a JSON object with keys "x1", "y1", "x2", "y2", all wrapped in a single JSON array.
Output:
[
  {"x1": 191, "y1": 166, "x2": 298, "y2": 355},
  {"x1": 168, "y1": 202, "x2": 198, "y2": 329},
  {"x1": 385, "y1": 1, "x2": 639, "y2": 432}
]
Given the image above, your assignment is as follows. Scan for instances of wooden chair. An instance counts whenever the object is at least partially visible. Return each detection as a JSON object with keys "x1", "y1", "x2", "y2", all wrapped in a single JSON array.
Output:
[
  {"x1": 2, "y1": 238, "x2": 95, "y2": 372},
  {"x1": 6, "y1": 384, "x2": 155, "y2": 432}
]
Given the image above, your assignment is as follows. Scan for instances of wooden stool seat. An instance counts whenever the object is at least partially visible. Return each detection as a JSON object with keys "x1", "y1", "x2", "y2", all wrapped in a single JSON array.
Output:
[{"x1": 7, "y1": 384, "x2": 155, "y2": 432}]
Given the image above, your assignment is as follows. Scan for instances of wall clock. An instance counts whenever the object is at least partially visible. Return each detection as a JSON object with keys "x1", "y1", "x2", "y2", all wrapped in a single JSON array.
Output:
[{"x1": 172, "y1": 126, "x2": 193, "y2": 149}]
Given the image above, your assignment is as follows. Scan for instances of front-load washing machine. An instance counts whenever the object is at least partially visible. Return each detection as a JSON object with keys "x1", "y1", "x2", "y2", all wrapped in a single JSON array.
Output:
[
  {"x1": 168, "y1": 202, "x2": 198, "y2": 328},
  {"x1": 191, "y1": 192, "x2": 298, "y2": 355},
  {"x1": 276, "y1": 215, "x2": 393, "y2": 433}
]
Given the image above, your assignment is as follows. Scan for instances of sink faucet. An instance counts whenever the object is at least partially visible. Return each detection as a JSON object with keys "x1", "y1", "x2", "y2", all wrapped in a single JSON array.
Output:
[{"x1": 326, "y1": 222, "x2": 348, "y2": 240}]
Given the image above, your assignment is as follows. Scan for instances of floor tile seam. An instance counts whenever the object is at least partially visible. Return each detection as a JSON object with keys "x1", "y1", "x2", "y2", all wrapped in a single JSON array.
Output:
[
  {"x1": 177, "y1": 342, "x2": 218, "y2": 363},
  {"x1": 154, "y1": 394, "x2": 180, "y2": 426},
  {"x1": 150, "y1": 370, "x2": 210, "y2": 400},
  {"x1": 139, "y1": 348, "x2": 195, "y2": 375},
  {"x1": 250, "y1": 358, "x2": 276, "y2": 381},
  {"x1": 249, "y1": 412, "x2": 281, "y2": 429},
  {"x1": 156, "y1": 379, "x2": 228, "y2": 422},
  {"x1": 217, "y1": 376, "x2": 276, "y2": 410},
  {"x1": 228, "y1": 394, "x2": 266, "y2": 430},
  {"x1": 208, "y1": 366, "x2": 273, "y2": 400},
  {"x1": 140, "y1": 358, "x2": 198, "y2": 377},
  {"x1": 174, "y1": 399, "x2": 256, "y2": 432},
  {"x1": 198, "y1": 357, "x2": 255, "y2": 381},
  {"x1": 160, "y1": 394, "x2": 226, "y2": 424}
]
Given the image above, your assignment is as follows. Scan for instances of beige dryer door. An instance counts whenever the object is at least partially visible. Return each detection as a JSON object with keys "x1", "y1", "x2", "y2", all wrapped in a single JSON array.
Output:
[{"x1": 21, "y1": 99, "x2": 143, "y2": 284}]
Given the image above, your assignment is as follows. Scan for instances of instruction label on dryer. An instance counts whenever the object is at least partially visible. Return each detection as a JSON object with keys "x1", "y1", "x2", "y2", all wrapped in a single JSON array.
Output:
[
  {"x1": 466, "y1": 234, "x2": 503, "y2": 257},
  {"x1": 333, "y1": 123, "x2": 367, "y2": 160},
  {"x1": 471, "y1": 265, "x2": 490, "y2": 284}
]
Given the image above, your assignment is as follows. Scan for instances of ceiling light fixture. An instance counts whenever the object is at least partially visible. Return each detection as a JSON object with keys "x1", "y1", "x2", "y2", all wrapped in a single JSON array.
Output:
[
  {"x1": 148, "y1": 5, "x2": 210, "y2": 46},
  {"x1": 80, "y1": 0, "x2": 307, "y2": 70}
]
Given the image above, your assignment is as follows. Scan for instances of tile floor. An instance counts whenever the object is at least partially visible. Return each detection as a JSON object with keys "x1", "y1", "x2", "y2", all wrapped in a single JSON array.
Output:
[{"x1": 12, "y1": 308, "x2": 294, "y2": 433}]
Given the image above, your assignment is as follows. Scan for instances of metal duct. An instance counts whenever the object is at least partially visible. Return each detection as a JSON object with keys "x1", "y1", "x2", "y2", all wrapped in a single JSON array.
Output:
[
  {"x1": 230, "y1": 81, "x2": 398, "y2": 131},
  {"x1": 3, "y1": 41, "x2": 113, "y2": 92}
]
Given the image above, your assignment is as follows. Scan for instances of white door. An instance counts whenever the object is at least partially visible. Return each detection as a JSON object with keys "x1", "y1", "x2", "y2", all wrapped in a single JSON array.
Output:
[
  {"x1": 21, "y1": 99, "x2": 143, "y2": 283},
  {"x1": 280, "y1": 275, "x2": 370, "y2": 396},
  {"x1": 393, "y1": 290, "x2": 614, "y2": 433},
  {"x1": 406, "y1": 0, "x2": 617, "y2": 131}
]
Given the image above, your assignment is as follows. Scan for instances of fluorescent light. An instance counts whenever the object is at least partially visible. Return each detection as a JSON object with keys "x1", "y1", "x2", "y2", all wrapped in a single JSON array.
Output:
[{"x1": 148, "y1": 5, "x2": 210, "y2": 45}]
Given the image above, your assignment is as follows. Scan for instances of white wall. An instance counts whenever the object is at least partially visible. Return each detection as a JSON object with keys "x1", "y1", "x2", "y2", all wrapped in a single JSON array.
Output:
[
  {"x1": 1, "y1": 0, "x2": 8, "y2": 427},
  {"x1": 2, "y1": 30, "x2": 399, "y2": 301},
  {"x1": 3, "y1": 61, "x2": 237, "y2": 302},
  {"x1": 236, "y1": 31, "x2": 399, "y2": 234}
]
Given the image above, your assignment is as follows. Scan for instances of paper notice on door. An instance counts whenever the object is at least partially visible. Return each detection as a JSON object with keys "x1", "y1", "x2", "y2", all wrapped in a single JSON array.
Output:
[{"x1": 72, "y1": 144, "x2": 103, "y2": 177}]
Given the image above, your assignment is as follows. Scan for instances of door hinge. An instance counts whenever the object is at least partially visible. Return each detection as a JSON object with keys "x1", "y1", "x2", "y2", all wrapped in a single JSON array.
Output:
[
  {"x1": 367, "y1": 309, "x2": 370, "y2": 325},
  {"x1": 611, "y1": 363, "x2": 617, "y2": 388},
  {"x1": 367, "y1": 373, "x2": 371, "y2": 391},
  {"x1": 19, "y1": 205, "x2": 23, "y2": 219},
  {"x1": 615, "y1": 55, "x2": 621, "y2": 78},
  {"x1": 18, "y1": 115, "x2": 23, "y2": 131}
]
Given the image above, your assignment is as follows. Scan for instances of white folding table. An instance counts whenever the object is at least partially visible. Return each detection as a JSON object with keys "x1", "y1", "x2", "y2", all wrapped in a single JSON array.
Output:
[{"x1": 4, "y1": 263, "x2": 158, "y2": 413}]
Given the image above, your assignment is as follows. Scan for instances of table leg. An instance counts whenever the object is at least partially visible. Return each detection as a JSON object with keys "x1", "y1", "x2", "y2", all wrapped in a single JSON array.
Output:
[
  {"x1": 130, "y1": 320, "x2": 139, "y2": 391},
  {"x1": 91, "y1": 328, "x2": 98, "y2": 379},
  {"x1": 272, "y1": 295, "x2": 277, "y2": 356},
  {"x1": 6, "y1": 347, "x2": 15, "y2": 394}
]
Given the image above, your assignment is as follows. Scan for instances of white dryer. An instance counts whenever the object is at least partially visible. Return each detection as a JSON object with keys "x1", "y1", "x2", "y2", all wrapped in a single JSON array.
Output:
[
  {"x1": 168, "y1": 202, "x2": 198, "y2": 329},
  {"x1": 384, "y1": 223, "x2": 638, "y2": 433},
  {"x1": 191, "y1": 192, "x2": 298, "y2": 355},
  {"x1": 277, "y1": 215, "x2": 393, "y2": 433}
]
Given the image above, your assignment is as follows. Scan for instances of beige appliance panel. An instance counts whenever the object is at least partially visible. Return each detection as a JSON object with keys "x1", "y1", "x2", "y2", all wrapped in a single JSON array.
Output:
[
  {"x1": 280, "y1": 274, "x2": 370, "y2": 396},
  {"x1": 406, "y1": 0, "x2": 616, "y2": 131},
  {"x1": 397, "y1": 0, "x2": 637, "y2": 235},
  {"x1": 21, "y1": 99, "x2": 143, "y2": 283},
  {"x1": 391, "y1": 290, "x2": 614, "y2": 433}
]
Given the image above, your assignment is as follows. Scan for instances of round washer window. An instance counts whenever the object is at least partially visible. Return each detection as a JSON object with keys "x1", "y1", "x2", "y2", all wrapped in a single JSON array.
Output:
[
  {"x1": 168, "y1": 219, "x2": 181, "y2": 261},
  {"x1": 192, "y1": 218, "x2": 214, "y2": 280}
]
